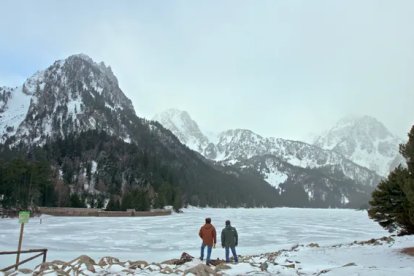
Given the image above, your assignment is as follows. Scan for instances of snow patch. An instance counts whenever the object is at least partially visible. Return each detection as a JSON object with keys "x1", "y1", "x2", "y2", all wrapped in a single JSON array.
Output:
[
  {"x1": 264, "y1": 170, "x2": 288, "y2": 189},
  {"x1": 123, "y1": 135, "x2": 131, "y2": 144},
  {"x1": 0, "y1": 86, "x2": 32, "y2": 141},
  {"x1": 91, "y1": 161, "x2": 98, "y2": 174},
  {"x1": 105, "y1": 102, "x2": 114, "y2": 111},
  {"x1": 67, "y1": 98, "x2": 83, "y2": 116},
  {"x1": 341, "y1": 194, "x2": 350, "y2": 205}
]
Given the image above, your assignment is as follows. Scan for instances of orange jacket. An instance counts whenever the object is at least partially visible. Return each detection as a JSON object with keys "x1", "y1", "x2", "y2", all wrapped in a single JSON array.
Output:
[{"x1": 199, "y1": 223, "x2": 217, "y2": 246}]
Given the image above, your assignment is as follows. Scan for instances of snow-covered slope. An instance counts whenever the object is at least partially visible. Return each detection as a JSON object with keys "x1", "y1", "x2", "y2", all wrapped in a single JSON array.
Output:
[
  {"x1": 153, "y1": 111, "x2": 382, "y2": 187},
  {"x1": 1, "y1": 55, "x2": 287, "y2": 209},
  {"x1": 1, "y1": 54, "x2": 136, "y2": 146},
  {"x1": 314, "y1": 116, "x2": 404, "y2": 176},
  {"x1": 154, "y1": 109, "x2": 382, "y2": 207},
  {"x1": 214, "y1": 129, "x2": 381, "y2": 188},
  {"x1": 234, "y1": 155, "x2": 379, "y2": 207},
  {"x1": 153, "y1": 109, "x2": 216, "y2": 157},
  {"x1": 0, "y1": 86, "x2": 32, "y2": 142}
]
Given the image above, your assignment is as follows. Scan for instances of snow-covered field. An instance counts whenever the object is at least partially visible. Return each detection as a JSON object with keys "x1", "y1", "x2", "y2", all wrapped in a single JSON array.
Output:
[{"x1": 1, "y1": 207, "x2": 413, "y2": 275}]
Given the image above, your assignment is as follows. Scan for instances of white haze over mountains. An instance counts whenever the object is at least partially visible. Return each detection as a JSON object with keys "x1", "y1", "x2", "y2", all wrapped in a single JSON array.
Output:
[
  {"x1": 314, "y1": 116, "x2": 404, "y2": 176},
  {"x1": 153, "y1": 109, "x2": 403, "y2": 177}
]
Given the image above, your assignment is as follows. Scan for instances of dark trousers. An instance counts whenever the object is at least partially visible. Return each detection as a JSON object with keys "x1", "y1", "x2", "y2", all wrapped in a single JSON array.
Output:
[{"x1": 225, "y1": 246, "x2": 238, "y2": 263}]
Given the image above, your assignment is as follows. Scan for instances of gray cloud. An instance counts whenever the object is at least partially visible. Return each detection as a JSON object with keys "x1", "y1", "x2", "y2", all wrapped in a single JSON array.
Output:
[{"x1": 1, "y1": 0, "x2": 413, "y2": 141}]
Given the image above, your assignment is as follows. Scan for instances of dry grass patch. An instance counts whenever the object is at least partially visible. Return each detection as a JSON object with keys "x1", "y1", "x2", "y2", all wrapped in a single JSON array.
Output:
[{"x1": 401, "y1": 247, "x2": 414, "y2": 256}]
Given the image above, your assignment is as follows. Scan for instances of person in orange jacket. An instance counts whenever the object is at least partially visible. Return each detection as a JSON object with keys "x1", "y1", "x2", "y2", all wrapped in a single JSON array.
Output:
[{"x1": 199, "y1": 217, "x2": 217, "y2": 265}]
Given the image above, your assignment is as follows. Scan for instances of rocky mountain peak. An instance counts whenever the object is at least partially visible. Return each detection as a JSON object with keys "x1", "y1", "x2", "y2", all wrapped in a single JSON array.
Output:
[
  {"x1": 218, "y1": 128, "x2": 264, "y2": 143},
  {"x1": 153, "y1": 108, "x2": 211, "y2": 154},
  {"x1": 153, "y1": 108, "x2": 195, "y2": 129},
  {"x1": 215, "y1": 129, "x2": 268, "y2": 161},
  {"x1": 1, "y1": 54, "x2": 137, "y2": 145},
  {"x1": 314, "y1": 115, "x2": 404, "y2": 176},
  {"x1": 66, "y1": 54, "x2": 119, "y2": 87},
  {"x1": 330, "y1": 115, "x2": 392, "y2": 141}
]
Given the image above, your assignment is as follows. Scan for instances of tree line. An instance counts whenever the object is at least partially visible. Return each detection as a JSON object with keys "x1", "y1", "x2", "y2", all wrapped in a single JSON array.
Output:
[{"x1": 0, "y1": 129, "x2": 281, "y2": 212}]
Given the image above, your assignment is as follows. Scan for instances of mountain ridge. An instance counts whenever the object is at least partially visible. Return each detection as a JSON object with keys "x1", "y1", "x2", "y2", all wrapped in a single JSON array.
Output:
[
  {"x1": 154, "y1": 109, "x2": 391, "y2": 208},
  {"x1": 0, "y1": 54, "x2": 282, "y2": 210},
  {"x1": 1, "y1": 55, "x2": 398, "y2": 209}
]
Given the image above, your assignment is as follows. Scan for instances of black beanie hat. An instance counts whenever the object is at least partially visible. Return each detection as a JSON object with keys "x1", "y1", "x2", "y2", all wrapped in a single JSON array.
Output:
[{"x1": 225, "y1": 220, "x2": 230, "y2": 225}]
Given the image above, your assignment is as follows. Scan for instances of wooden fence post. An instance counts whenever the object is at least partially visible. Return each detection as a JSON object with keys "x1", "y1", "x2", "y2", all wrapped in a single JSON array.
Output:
[{"x1": 15, "y1": 223, "x2": 25, "y2": 270}]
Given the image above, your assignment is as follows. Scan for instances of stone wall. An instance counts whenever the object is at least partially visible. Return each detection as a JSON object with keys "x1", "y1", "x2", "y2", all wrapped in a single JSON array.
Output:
[{"x1": 38, "y1": 207, "x2": 172, "y2": 217}]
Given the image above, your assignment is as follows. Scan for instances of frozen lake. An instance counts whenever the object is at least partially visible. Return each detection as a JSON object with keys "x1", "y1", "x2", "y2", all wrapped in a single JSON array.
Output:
[{"x1": 0, "y1": 207, "x2": 388, "y2": 269}]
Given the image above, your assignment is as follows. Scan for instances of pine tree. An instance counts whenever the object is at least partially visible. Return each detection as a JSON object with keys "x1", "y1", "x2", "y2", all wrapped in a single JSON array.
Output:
[
  {"x1": 400, "y1": 125, "x2": 414, "y2": 175},
  {"x1": 172, "y1": 189, "x2": 182, "y2": 212},
  {"x1": 368, "y1": 166, "x2": 413, "y2": 234},
  {"x1": 69, "y1": 193, "x2": 85, "y2": 208},
  {"x1": 106, "y1": 196, "x2": 121, "y2": 211},
  {"x1": 368, "y1": 125, "x2": 414, "y2": 235}
]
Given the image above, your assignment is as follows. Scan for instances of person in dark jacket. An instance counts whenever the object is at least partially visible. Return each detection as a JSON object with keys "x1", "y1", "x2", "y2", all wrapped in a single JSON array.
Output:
[
  {"x1": 221, "y1": 220, "x2": 238, "y2": 263},
  {"x1": 199, "y1": 217, "x2": 217, "y2": 265}
]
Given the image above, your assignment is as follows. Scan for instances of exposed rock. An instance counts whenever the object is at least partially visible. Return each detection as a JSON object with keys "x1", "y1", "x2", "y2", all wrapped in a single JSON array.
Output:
[
  {"x1": 317, "y1": 268, "x2": 331, "y2": 275},
  {"x1": 163, "y1": 252, "x2": 194, "y2": 265},
  {"x1": 214, "y1": 263, "x2": 231, "y2": 271},
  {"x1": 98, "y1": 256, "x2": 122, "y2": 266},
  {"x1": 19, "y1": 236, "x2": 401, "y2": 276},
  {"x1": 8, "y1": 268, "x2": 33, "y2": 275},
  {"x1": 146, "y1": 263, "x2": 162, "y2": 271},
  {"x1": 68, "y1": 255, "x2": 96, "y2": 273},
  {"x1": 183, "y1": 263, "x2": 217, "y2": 276},
  {"x1": 263, "y1": 251, "x2": 280, "y2": 263},
  {"x1": 283, "y1": 263, "x2": 295, "y2": 269},
  {"x1": 354, "y1": 236, "x2": 394, "y2": 246},
  {"x1": 160, "y1": 266, "x2": 174, "y2": 274},
  {"x1": 260, "y1": 261, "x2": 269, "y2": 271},
  {"x1": 18, "y1": 268, "x2": 33, "y2": 274},
  {"x1": 33, "y1": 260, "x2": 70, "y2": 275},
  {"x1": 209, "y1": 259, "x2": 225, "y2": 266},
  {"x1": 177, "y1": 252, "x2": 194, "y2": 265},
  {"x1": 162, "y1": 258, "x2": 181, "y2": 265},
  {"x1": 128, "y1": 260, "x2": 148, "y2": 269}
]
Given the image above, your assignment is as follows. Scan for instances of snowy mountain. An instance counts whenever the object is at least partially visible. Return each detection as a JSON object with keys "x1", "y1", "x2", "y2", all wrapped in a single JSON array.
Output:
[
  {"x1": 234, "y1": 155, "x2": 377, "y2": 207},
  {"x1": 0, "y1": 55, "x2": 393, "y2": 208},
  {"x1": 154, "y1": 109, "x2": 384, "y2": 207},
  {"x1": 0, "y1": 54, "x2": 282, "y2": 209},
  {"x1": 215, "y1": 129, "x2": 382, "y2": 207},
  {"x1": 153, "y1": 109, "x2": 216, "y2": 158},
  {"x1": 221, "y1": 131, "x2": 380, "y2": 184},
  {"x1": 155, "y1": 113, "x2": 381, "y2": 185},
  {"x1": 314, "y1": 116, "x2": 404, "y2": 177},
  {"x1": 1, "y1": 54, "x2": 136, "y2": 146}
]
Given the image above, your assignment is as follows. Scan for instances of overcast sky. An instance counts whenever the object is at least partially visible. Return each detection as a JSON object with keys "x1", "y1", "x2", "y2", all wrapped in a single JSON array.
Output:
[{"x1": 1, "y1": 0, "x2": 414, "y2": 141}]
